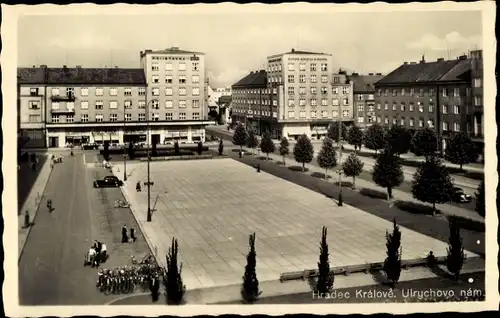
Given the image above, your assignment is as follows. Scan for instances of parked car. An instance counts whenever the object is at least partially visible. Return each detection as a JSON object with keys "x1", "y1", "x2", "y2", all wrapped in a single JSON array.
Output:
[
  {"x1": 93, "y1": 176, "x2": 123, "y2": 188},
  {"x1": 451, "y1": 187, "x2": 472, "y2": 203}
]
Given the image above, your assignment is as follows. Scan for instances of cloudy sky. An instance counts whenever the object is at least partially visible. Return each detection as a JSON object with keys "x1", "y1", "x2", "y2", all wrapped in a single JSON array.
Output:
[{"x1": 17, "y1": 7, "x2": 482, "y2": 87}]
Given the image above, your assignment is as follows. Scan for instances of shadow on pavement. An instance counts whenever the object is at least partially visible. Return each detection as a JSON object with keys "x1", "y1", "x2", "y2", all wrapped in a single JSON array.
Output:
[
  {"x1": 429, "y1": 265, "x2": 452, "y2": 280},
  {"x1": 18, "y1": 152, "x2": 48, "y2": 211},
  {"x1": 394, "y1": 200, "x2": 441, "y2": 216},
  {"x1": 311, "y1": 172, "x2": 332, "y2": 180},
  {"x1": 359, "y1": 188, "x2": 387, "y2": 200},
  {"x1": 257, "y1": 156, "x2": 273, "y2": 161}
]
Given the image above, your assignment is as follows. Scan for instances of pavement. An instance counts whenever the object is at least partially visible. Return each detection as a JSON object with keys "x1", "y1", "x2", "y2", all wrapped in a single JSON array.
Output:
[
  {"x1": 110, "y1": 158, "x2": 477, "y2": 293},
  {"x1": 18, "y1": 150, "x2": 151, "y2": 305}
]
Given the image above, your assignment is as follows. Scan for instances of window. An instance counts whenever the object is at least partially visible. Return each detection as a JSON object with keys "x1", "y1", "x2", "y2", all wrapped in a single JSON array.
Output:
[
  {"x1": 321, "y1": 110, "x2": 328, "y2": 118},
  {"x1": 429, "y1": 88, "x2": 435, "y2": 95},
  {"x1": 343, "y1": 98, "x2": 349, "y2": 106},
  {"x1": 110, "y1": 88, "x2": 118, "y2": 96},
  {"x1": 358, "y1": 104, "x2": 364, "y2": 112},
  {"x1": 95, "y1": 114, "x2": 103, "y2": 122},
  {"x1": 124, "y1": 100, "x2": 132, "y2": 109},
  {"x1": 428, "y1": 104, "x2": 434, "y2": 113},
  {"x1": 474, "y1": 96, "x2": 482, "y2": 106},
  {"x1": 299, "y1": 111, "x2": 306, "y2": 118},
  {"x1": 95, "y1": 101, "x2": 103, "y2": 110},
  {"x1": 384, "y1": 89, "x2": 389, "y2": 96},
  {"x1": 392, "y1": 89, "x2": 397, "y2": 96},
  {"x1": 165, "y1": 63, "x2": 173, "y2": 71},
  {"x1": 30, "y1": 88, "x2": 39, "y2": 96},
  {"x1": 401, "y1": 103, "x2": 405, "y2": 112},
  {"x1": 321, "y1": 98, "x2": 328, "y2": 106},
  {"x1": 392, "y1": 118, "x2": 397, "y2": 125},
  {"x1": 419, "y1": 88, "x2": 424, "y2": 96},
  {"x1": 454, "y1": 122, "x2": 460, "y2": 131},
  {"x1": 124, "y1": 88, "x2": 132, "y2": 96},
  {"x1": 442, "y1": 105, "x2": 448, "y2": 114},
  {"x1": 332, "y1": 110, "x2": 339, "y2": 118},
  {"x1": 384, "y1": 117, "x2": 389, "y2": 124},
  {"x1": 81, "y1": 101, "x2": 89, "y2": 109},
  {"x1": 311, "y1": 99, "x2": 317, "y2": 107},
  {"x1": 165, "y1": 87, "x2": 173, "y2": 96},
  {"x1": 151, "y1": 62, "x2": 159, "y2": 71},
  {"x1": 192, "y1": 100, "x2": 200, "y2": 108},
  {"x1": 299, "y1": 63, "x2": 306, "y2": 71},
  {"x1": 428, "y1": 119, "x2": 434, "y2": 128},
  {"x1": 343, "y1": 110, "x2": 349, "y2": 117},
  {"x1": 392, "y1": 103, "x2": 397, "y2": 111},
  {"x1": 288, "y1": 111, "x2": 295, "y2": 118},
  {"x1": 81, "y1": 114, "x2": 88, "y2": 122},
  {"x1": 442, "y1": 88, "x2": 448, "y2": 97},
  {"x1": 110, "y1": 114, "x2": 118, "y2": 122},
  {"x1": 288, "y1": 99, "x2": 295, "y2": 107},
  {"x1": 178, "y1": 63, "x2": 186, "y2": 71},
  {"x1": 368, "y1": 105, "x2": 374, "y2": 112},
  {"x1": 358, "y1": 117, "x2": 364, "y2": 124},
  {"x1": 138, "y1": 88, "x2": 146, "y2": 96},
  {"x1": 310, "y1": 75, "x2": 317, "y2": 83},
  {"x1": 190, "y1": 112, "x2": 200, "y2": 120},
  {"x1": 358, "y1": 95, "x2": 364, "y2": 101},
  {"x1": 67, "y1": 102, "x2": 75, "y2": 111},
  {"x1": 288, "y1": 87, "x2": 295, "y2": 95},
  {"x1": 442, "y1": 122, "x2": 449, "y2": 131},
  {"x1": 419, "y1": 119, "x2": 424, "y2": 128},
  {"x1": 321, "y1": 87, "x2": 328, "y2": 94},
  {"x1": 401, "y1": 88, "x2": 405, "y2": 96},
  {"x1": 400, "y1": 118, "x2": 405, "y2": 126},
  {"x1": 138, "y1": 101, "x2": 146, "y2": 109},
  {"x1": 51, "y1": 114, "x2": 60, "y2": 123},
  {"x1": 418, "y1": 103, "x2": 423, "y2": 112},
  {"x1": 473, "y1": 78, "x2": 481, "y2": 87},
  {"x1": 165, "y1": 113, "x2": 173, "y2": 121},
  {"x1": 299, "y1": 98, "x2": 306, "y2": 106},
  {"x1": 125, "y1": 113, "x2": 132, "y2": 121},
  {"x1": 51, "y1": 88, "x2": 60, "y2": 96},
  {"x1": 384, "y1": 103, "x2": 388, "y2": 110},
  {"x1": 66, "y1": 88, "x2": 74, "y2": 97},
  {"x1": 110, "y1": 101, "x2": 118, "y2": 109},
  {"x1": 377, "y1": 89, "x2": 382, "y2": 96},
  {"x1": 409, "y1": 118, "x2": 414, "y2": 127},
  {"x1": 311, "y1": 110, "x2": 317, "y2": 118},
  {"x1": 310, "y1": 87, "x2": 317, "y2": 94},
  {"x1": 192, "y1": 87, "x2": 200, "y2": 96},
  {"x1": 299, "y1": 87, "x2": 306, "y2": 95},
  {"x1": 288, "y1": 63, "x2": 295, "y2": 71},
  {"x1": 139, "y1": 113, "x2": 145, "y2": 121},
  {"x1": 332, "y1": 87, "x2": 338, "y2": 94},
  {"x1": 179, "y1": 100, "x2": 187, "y2": 108},
  {"x1": 165, "y1": 75, "x2": 173, "y2": 84},
  {"x1": 179, "y1": 112, "x2": 186, "y2": 120},
  {"x1": 152, "y1": 113, "x2": 160, "y2": 121},
  {"x1": 80, "y1": 87, "x2": 89, "y2": 96},
  {"x1": 342, "y1": 87, "x2": 349, "y2": 94},
  {"x1": 178, "y1": 87, "x2": 186, "y2": 96},
  {"x1": 299, "y1": 75, "x2": 306, "y2": 83},
  {"x1": 310, "y1": 63, "x2": 317, "y2": 71},
  {"x1": 409, "y1": 88, "x2": 414, "y2": 96},
  {"x1": 321, "y1": 63, "x2": 328, "y2": 71},
  {"x1": 321, "y1": 75, "x2": 328, "y2": 83},
  {"x1": 192, "y1": 75, "x2": 200, "y2": 83},
  {"x1": 192, "y1": 63, "x2": 199, "y2": 71},
  {"x1": 28, "y1": 101, "x2": 40, "y2": 109},
  {"x1": 453, "y1": 105, "x2": 460, "y2": 114},
  {"x1": 165, "y1": 100, "x2": 173, "y2": 108},
  {"x1": 332, "y1": 98, "x2": 339, "y2": 106},
  {"x1": 152, "y1": 87, "x2": 160, "y2": 96},
  {"x1": 151, "y1": 75, "x2": 160, "y2": 84},
  {"x1": 454, "y1": 88, "x2": 460, "y2": 97},
  {"x1": 151, "y1": 100, "x2": 159, "y2": 109},
  {"x1": 178, "y1": 75, "x2": 186, "y2": 84},
  {"x1": 377, "y1": 103, "x2": 381, "y2": 110},
  {"x1": 377, "y1": 117, "x2": 381, "y2": 123},
  {"x1": 288, "y1": 75, "x2": 295, "y2": 83}
]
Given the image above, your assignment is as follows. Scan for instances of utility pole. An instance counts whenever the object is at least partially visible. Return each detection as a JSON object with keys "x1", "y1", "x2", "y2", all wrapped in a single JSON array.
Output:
[
  {"x1": 123, "y1": 99, "x2": 127, "y2": 181},
  {"x1": 145, "y1": 86, "x2": 154, "y2": 222}
]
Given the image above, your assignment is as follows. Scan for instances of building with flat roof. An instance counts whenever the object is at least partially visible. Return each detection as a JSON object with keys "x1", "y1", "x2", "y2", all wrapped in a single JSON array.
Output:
[{"x1": 348, "y1": 72, "x2": 384, "y2": 130}]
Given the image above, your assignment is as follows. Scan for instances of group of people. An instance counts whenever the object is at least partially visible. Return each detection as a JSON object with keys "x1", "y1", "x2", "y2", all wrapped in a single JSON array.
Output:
[
  {"x1": 86, "y1": 240, "x2": 108, "y2": 267},
  {"x1": 50, "y1": 154, "x2": 63, "y2": 169},
  {"x1": 122, "y1": 225, "x2": 137, "y2": 243}
]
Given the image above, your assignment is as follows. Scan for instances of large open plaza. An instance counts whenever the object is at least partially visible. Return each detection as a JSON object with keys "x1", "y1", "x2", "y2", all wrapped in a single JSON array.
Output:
[{"x1": 113, "y1": 158, "x2": 477, "y2": 290}]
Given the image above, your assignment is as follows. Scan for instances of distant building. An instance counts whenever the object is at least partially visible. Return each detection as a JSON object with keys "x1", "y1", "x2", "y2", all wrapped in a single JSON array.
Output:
[
  {"x1": 207, "y1": 86, "x2": 232, "y2": 115},
  {"x1": 217, "y1": 95, "x2": 232, "y2": 125},
  {"x1": 374, "y1": 53, "x2": 483, "y2": 154},
  {"x1": 348, "y1": 72, "x2": 384, "y2": 129}
]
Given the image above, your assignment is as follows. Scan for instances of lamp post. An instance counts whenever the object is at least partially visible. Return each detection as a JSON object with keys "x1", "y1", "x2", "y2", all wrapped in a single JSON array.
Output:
[
  {"x1": 144, "y1": 89, "x2": 155, "y2": 222},
  {"x1": 123, "y1": 100, "x2": 127, "y2": 181}
]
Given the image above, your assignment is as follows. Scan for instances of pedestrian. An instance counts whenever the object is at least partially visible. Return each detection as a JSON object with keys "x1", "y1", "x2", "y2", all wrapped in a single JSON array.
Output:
[
  {"x1": 130, "y1": 228, "x2": 137, "y2": 243},
  {"x1": 101, "y1": 243, "x2": 107, "y2": 263},
  {"x1": 121, "y1": 225, "x2": 128, "y2": 243},
  {"x1": 136, "y1": 181, "x2": 141, "y2": 192},
  {"x1": 31, "y1": 162, "x2": 36, "y2": 172},
  {"x1": 150, "y1": 274, "x2": 160, "y2": 302},
  {"x1": 24, "y1": 210, "x2": 30, "y2": 228}
]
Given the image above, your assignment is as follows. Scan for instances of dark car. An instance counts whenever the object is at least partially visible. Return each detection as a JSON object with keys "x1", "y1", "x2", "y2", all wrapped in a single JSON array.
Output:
[
  {"x1": 94, "y1": 176, "x2": 123, "y2": 188},
  {"x1": 451, "y1": 187, "x2": 472, "y2": 203}
]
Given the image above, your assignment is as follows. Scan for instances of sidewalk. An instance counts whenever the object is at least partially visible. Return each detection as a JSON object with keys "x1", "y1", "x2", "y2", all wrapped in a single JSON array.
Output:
[
  {"x1": 231, "y1": 144, "x2": 484, "y2": 224},
  {"x1": 18, "y1": 155, "x2": 53, "y2": 260}
]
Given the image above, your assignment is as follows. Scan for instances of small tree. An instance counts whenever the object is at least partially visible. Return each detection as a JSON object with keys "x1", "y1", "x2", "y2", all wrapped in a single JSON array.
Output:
[
  {"x1": 103, "y1": 141, "x2": 110, "y2": 161},
  {"x1": 411, "y1": 155, "x2": 454, "y2": 215},
  {"x1": 383, "y1": 218, "x2": 402, "y2": 288},
  {"x1": 197, "y1": 141, "x2": 203, "y2": 155},
  {"x1": 259, "y1": 132, "x2": 275, "y2": 160},
  {"x1": 316, "y1": 226, "x2": 334, "y2": 294},
  {"x1": 218, "y1": 139, "x2": 224, "y2": 155},
  {"x1": 278, "y1": 137, "x2": 290, "y2": 165},
  {"x1": 475, "y1": 180, "x2": 485, "y2": 217},
  {"x1": 293, "y1": 134, "x2": 314, "y2": 172},
  {"x1": 246, "y1": 129, "x2": 259, "y2": 155},
  {"x1": 233, "y1": 123, "x2": 248, "y2": 151},
  {"x1": 364, "y1": 124, "x2": 386, "y2": 155},
  {"x1": 411, "y1": 128, "x2": 438, "y2": 158},
  {"x1": 326, "y1": 122, "x2": 347, "y2": 143},
  {"x1": 385, "y1": 125, "x2": 412, "y2": 156},
  {"x1": 316, "y1": 138, "x2": 337, "y2": 179},
  {"x1": 174, "y1": 140, "x2": 180, "y2": 156},
  {"x1": 444, "y1": 132, "x2": 478, "y2": 171},
  {"x1": 446, "y1": 218, "x2": 465, "y2": 281},
  {"x1": 342, "y1": 153, "x2": 364, "y2": 189},
  {"x1": 346, "y1": 125, "x2": 364, "y2": 152},
  {"x1": 372, "y1": 149, "x2": 404, "y2": 199},
  {"x1": 127, "y1": 141, "x2": 135, "y2": 159},
  {"x1": 163, "y1": 238, "x2": 186, "y2": 305},
  {"x1": 241, "y1": 233, "x2": 261, "y2": 303}
]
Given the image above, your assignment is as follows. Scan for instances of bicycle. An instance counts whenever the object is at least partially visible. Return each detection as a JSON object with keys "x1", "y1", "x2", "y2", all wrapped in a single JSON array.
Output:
[{"x1": 114, "y1": 199, "x2": 130, "y2": 208}]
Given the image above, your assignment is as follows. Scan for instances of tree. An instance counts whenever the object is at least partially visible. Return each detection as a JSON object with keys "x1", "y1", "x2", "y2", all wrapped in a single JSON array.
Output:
[
  {"x1": 174, "y1": 140, "x2": 180, "y2": 156},
  {"x1": 293, "y1": 134, "x2": 314, "y2": 172},
  {"x1": 326, "y1": 122, "x2": 347, "y2": 143},
  {"x1": 385, "y1": 125, "x2": 412, "y2": 156},
  {"x1": 316, "y1": 138, "x2": 337, "y2": 179},
  {"x1": 247, "y1": 129, "x2": 259, "y2": 155},
  {"x1": 411, "y1": 155, "x2": 454, "y2": 215},
  {"x1": 346, "y1": 125, "x2": 364, "y2": 152},
  {"x1": 411, "y1": 128, "x2": 438, "y2": 158},
  {"x1": 241, "y1": 233, "x2": 261, "y2": 303},
  {"x1": 103, "y1": 141, "x2": 110, "y2": 161},
  {"x1": 444, "y1": 132, "x2": 478, "y2": 171},
  {"x1": 383, "y1": 218, "x2": 402, "y2": 288},
  {"x1": 372, "y1": 149, "x2": 404, "y2": 199},
  {"x1": 218, "y1": 139, "x2": 224, "y2": 156},
  {"x1": 278, "y1": 137, "x2": 290, "y2": 165},
  {"x1": 259, "y1": 132, "x2": 275, "y2": 160},
  {"x1": 127, "y1": 141, "x2": 135, "y2": 159},
  {"x1": 342, "y1": 153, "x2": 364, "y2": 189},
  {"x1": 446, "y1": 218, "x2": 465, "y2": 281},
  {"x1": 233, "y1": 123, "x2": 248, "y2": 151},
  {"x1": 197, "y1": 141, "x2": 203, "y2": 155},
  {"x1": 364, "y1": 124, "x2": 386, "y2": 154},
  {"x1": 475, "y1": 180, "x2": 485, "y2": 217},
  {"x1": 163, "y1": 238, "x2": 186, "y2": 305},
  {"x1": 316, "y1": 226, "x2": 334, "y2": 294}
]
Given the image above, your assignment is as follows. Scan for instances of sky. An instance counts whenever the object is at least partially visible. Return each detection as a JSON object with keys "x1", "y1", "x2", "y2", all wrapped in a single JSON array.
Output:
[{"x1": 17, "y1": 8, "x2": 482, "y2": 88}]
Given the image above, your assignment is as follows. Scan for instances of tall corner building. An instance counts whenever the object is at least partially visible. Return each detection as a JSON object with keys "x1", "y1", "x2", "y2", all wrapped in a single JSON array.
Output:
[{"x1": 139, "y1": 47, "x2": 211, "y2": 144}]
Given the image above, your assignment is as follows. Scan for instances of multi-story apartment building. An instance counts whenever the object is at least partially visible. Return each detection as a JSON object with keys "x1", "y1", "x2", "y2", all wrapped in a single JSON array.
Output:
[
  {"x1": 374, "y1": 54, "x2": 478, "y2": 153},
  {"x1": 139, "y1": 47, "x2": 210, "y2": 144},
  {"x1": 348, "y1": 72, "x2": 384, "y2": 130},
  {"x1": 469, "y1": 50, "x2": 484, "y2": 152}
]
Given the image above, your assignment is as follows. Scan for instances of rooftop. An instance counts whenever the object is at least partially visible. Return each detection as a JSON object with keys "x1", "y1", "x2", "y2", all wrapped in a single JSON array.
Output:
[
  {"x1": 268, "y1": 48, "x2": 331, "y2": 59},
  {"x1": 18, "y1": 66, "x2": 147, "y2": 85},
  {"x1": 232, "y1": 70, "x2": 267, "y2": 88},
  {"x1": 140, "y1": 47, "x2": 204, "y2": 57},
  {"x1": 347, "y1": 73, "x2": 385, "y2": 93}
]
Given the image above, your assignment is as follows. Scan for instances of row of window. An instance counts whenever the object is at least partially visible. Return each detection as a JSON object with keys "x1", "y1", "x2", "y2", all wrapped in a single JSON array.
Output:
[
  {"x1": 233, "y1": 87, "x2": 277, "y2": 95},
  {"x1": 377, "y1": 87, "x2": 471, "y2": 98},
  {"x1": 151, "y1": 74, "x2": 200, "y2": 84},
  {"x1": 356, "y1": 94, "x2": 375, "y2": 101},
  {"x1": 40, "y1": 87, "x2": 146, "y2": 97},
  {"x1": 268, "y1": 63, "x2": 329, "y2": 73},
  {"x1": 376, "y1": 102, "x2": 462, "y2": 115},
  {"x1": 29, "y1": 99, "x2": 202, "y2": 110},
  {"x1": 286, "y1": 74, "x2": 332, "y2": 84},
  {"x1": 152, "y1": 86, "x2": 200, "y2": 96},
  {"x1": 231, "y1": 108, "x2": 350, "y2": 119},
  {"x1": 49, "y1": 112, "x2": 201, "y2": 123},
  {"x1": 377, "y1": 117, "x2": 461, "y2": 131},
  {"x1": 287, "y1": 86, "x2": 350, "y2": 95},
  {"x1": 232, "y1": 99, "x2": 278, "y2": 107},
  {"x1": 288, "y1": 98, "x2": 350, "y2": 107},
  {"x1": 151, "y1": 61, "x2": 200, "y2": 72}
]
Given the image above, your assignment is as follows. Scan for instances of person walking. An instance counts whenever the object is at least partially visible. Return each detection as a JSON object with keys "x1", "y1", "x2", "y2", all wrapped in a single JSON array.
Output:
[
  {"x1": 130, "y1": 228, "x2": 137, "y2": 243},
  {"x1": 121, "y1": 225, "x2": 129, "y2": 243}
]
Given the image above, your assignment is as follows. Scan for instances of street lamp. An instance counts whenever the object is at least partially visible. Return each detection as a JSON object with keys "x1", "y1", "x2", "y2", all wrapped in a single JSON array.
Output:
[
  {"x1": 144, "y1": 90, "x2": 155, "y2": 222},
  {"x1": 123, "y1": 100, "x2": 127, "y2": 181}
]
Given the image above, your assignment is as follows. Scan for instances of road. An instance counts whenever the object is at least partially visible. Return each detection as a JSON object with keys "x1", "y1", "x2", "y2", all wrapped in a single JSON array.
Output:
[{"x1": 19, "y1": 150, "x2": 151, "y2": 305}]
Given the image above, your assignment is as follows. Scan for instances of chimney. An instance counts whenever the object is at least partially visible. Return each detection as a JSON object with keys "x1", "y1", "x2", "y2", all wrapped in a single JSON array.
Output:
[
  {"x1": 459, "y1": 54, "x2": 467, "y2": 60},
  {"x1": 63, "y1": 65, "x2": 67, "y2": 69},
  {"x1": 368, "y1": 72, "x2": 373, "y2": 75},
  {"x1": 437, "y1": 58, "x2": 444, "y2": 62},
  {"x1": 32, "y1": 65, "x2": 36, "y2": 68},
  {"x1": 376, "y1": 73, "x2": 382, "y2": 75},
  {"x1": 291, "y1": 48, "x2": 295, "y2": 53},
  {"x1": 352, "y1": 72, "x2": 359, "y2": 76}
]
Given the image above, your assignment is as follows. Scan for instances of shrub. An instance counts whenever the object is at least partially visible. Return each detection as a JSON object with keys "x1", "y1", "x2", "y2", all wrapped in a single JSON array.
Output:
[
  {"x1": 364, "y1": 124, "x2": 386, "y2": 154},
  {"x1": 342, "y1": 153, "x2": 364, "y2": 188},
  {"x1": 383, "y1": 218, "x2": 402, "y2": 288},
  {"x1": 163, "y1": 238, "x2": 186, "y2": 305},
  {"x1": 233, "y1": 123, "x2": 248, "y2": 151},
  {"x1": 372, "y1": 149, "x2": 404, "y2": 199},
  {"x1": 241, "y1": 233, "x2": 261, "y2": 303},
  {"x1": 446, "y1": 218, "x2": 465, "y2": 281},
  {"x1": 316, "y1": 226, "x2": 334, "y2": 294}
]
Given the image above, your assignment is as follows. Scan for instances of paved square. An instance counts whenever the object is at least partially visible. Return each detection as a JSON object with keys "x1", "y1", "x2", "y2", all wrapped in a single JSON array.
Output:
[{"x1": 114, "y1": 159, "x2": 476, "y2": 291}]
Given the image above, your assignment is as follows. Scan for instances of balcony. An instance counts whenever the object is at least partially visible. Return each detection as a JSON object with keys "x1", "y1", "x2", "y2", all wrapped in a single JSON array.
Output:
[
  {"x1": 51, "y1": 108, "x2": 75, "y2": 114},
  {"x1": 50, "y1": 93, "x2": 76, "y2": 101}
]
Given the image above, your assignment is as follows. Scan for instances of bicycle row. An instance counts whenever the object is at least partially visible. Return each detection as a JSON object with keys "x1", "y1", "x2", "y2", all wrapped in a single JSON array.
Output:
[{"x1": 96, "y1": 264, "x2": 165, "y2": 295}]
